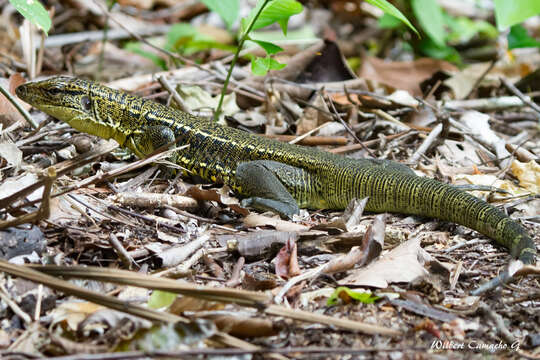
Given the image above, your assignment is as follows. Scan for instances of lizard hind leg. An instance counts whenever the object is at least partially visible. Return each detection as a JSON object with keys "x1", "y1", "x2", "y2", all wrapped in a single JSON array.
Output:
[{"x1": 236, "y1": 160, "x2": 301, "y2": 219}]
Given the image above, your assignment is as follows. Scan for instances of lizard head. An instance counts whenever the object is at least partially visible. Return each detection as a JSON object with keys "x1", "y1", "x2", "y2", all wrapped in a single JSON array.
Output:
[{"x1": 16, "y1": 76, "x2": 129, "y2": 145}]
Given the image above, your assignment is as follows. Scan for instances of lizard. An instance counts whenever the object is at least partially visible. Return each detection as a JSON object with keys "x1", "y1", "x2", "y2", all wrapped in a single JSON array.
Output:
[{"x1": 15, "y1": 76, "x2": 537, "y2": 291}]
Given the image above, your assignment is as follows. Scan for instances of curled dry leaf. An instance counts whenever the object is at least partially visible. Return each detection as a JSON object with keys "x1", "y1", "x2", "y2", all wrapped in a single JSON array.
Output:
[
  {"x1": 186, "y1": 185, "x2": 249, "y2": 216},
  {"x1": 274, "y1": 237, "x2": 300, "y2": 279}
]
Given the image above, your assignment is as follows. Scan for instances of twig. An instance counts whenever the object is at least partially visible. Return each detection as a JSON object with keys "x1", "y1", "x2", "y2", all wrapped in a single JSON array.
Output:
[
  {"x1": 107, "y1": 204, "x2": 186, "y2": 233},
  {"x1": 0, "y1": 167, "x2": 56, "y2": 229},
  {"x1": 478, "y1": 302, "x2": 515, "y2": 344},
  {"x1": 108, "y1": 233, "x2": 137, "y2": 269},
  {"x1": 289, "y1": 122, "x2": 331, "y2": 144},
  {"x1": 465, "y1": 59, "x2": 496, "y2": 99},
  {"x1": 265, "y1": 134, "x2": 348, "y2": 146},
  {"x1": 326, "y1": 94, "x2": 376, "y2": 157},
  {"x1": 157, "y1": 75, "x2": 191, "y2": 113},
  {"x1": 0, "y1": 283, "x2": 32, "y2": 324},
  {"x1": 0, "y1": 83, "x2": 38, "y2": 129},
  {"x1": 409, "y1": 123, "x2": 443, "y2": 163},
  {"x1": 225, "y1": 257, "x2": 245, "y2": 287},
  {"x1": 500, "y1": 77, "x2": 540, "y2": 120}
]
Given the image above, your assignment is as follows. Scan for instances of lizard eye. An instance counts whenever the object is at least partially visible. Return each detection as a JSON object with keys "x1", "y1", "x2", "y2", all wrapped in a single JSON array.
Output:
[
  {"x1": 81, "y1": 96, "x2": 91, "y2": 111},
  {"x1": 48, "y1": 87, "x2": 61, "y2": 95}
]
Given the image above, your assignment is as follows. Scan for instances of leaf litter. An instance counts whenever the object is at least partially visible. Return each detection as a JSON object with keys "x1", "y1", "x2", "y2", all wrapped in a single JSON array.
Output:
[{"x1": 0, "y1": 0, "x2": 538, "y2": 358}]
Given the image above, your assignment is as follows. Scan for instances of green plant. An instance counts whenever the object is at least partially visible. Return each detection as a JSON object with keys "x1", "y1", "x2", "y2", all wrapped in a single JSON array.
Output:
[
  {"x1": 9, "y1": 0, "x2": 51, "y2": 34},
  {"x1": 326, "y1": 287, "x2": 380, "y2": 306},
  {"x1": 384, "y1": 0, "x2": 540, "y2": 63},
  {"x1": 213, "y1": 0, "x2": 303, "y2": 119}
]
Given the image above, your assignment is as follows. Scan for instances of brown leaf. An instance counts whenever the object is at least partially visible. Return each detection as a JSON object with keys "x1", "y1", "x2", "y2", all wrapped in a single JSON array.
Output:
[
  {"x1": 186, "y1": 185, "x2": 249, "y2": 216},
  {"x1": 359, "y1": 57, "x2": 457, "y2": 96},
  {"x1": 0, "y1": 74, "x2": 29, "y2": 127},
  {"x1": 274, "y1": 237, "x2": 299, "y2": 279},
  {"x1": 243, "y1": 213, "x2": 309, "y2": 232}
]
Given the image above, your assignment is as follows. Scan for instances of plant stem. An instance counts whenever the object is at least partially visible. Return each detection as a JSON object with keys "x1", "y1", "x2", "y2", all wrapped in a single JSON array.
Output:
[{"x1": 214, "y1": 0, "x2": 272, "y2": 121}]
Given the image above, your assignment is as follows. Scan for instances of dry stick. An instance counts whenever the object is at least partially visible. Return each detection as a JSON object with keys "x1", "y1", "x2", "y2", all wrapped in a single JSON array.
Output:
[
  {"x1": 288, "y1": 122, "x2": 331, "y2": 145},
  {"x1": 0, "y1": 141, "x2": 118, "y2": 212},
  {"x1": 464, "y1": 59, "x2": 496, "y2": 99},
  {"x1": 265, "y1": 134, "x2": 348, "y2": 146},
  {"x1": 157, "y1": 233, "x2": 212, "y2": 268},
  {"x1": 157, "y1": 75, "x2": 191, "y2": 113},
  {"x1": 326, "y1": 94, "x2": 376, "y2": 158},
  {"x1": 225, "y1": 257, "x2": 245, "y2": 288},
  {"x1": 66, "y1": 194, "x2": 137, "y2": 228},
  {"x1": 0, "y1": 167, "x2": 56, "y2": 230},
  {"x1": 108, "y1": 233, "x2": 136, "y2": 269},
  {"x1": 158, "y1": 247, "x2": 206, "y2": 277},
  {"x1": 500, "y1": 76, "x2": 540, "y2": 120},
  {"x1": 0, "y1": 259, "x2": 185, "y2": 323},
  {"x1": 409, "y1": 123, "x2": 443, "y2": 163},
  {"x1": 443, "y1": 96, "x2": 529, "y2": 111},
  {"x1": 0, "y1": 283, "x2": 32, "y2": 324},
  {"x1": 329, "y1": 130, "x2": 414, "y2": 154},
  {"x1": 265, "y1": 305, "x2": 401, "y2": 336},
  {"x1": 371, "y1": 109, "x2": 411, "y2": 130},
  {"x1": 0, "y1": 83, "x2": 38, "y2": 129},
  {"x1": 107, "y1": 204, "x2": 186, "y2": 233}
]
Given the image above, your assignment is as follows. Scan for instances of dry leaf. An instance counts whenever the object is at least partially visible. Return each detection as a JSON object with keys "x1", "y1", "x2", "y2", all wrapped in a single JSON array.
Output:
[
  {"x1": 339, "y1": 237, "x2": 429, "y2": 288},
  {"x1": 511, "y1": 160, "x2": 540, "y2": 194},
  {"x1": 359, "y1": 57, "x2": 457, "y2": 96},
  {"x1": 243, "y1": 213, "x2": 309, "y2": 232}
]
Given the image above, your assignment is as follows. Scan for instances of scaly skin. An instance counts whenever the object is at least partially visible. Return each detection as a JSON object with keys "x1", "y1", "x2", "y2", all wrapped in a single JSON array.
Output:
[{"x1": 16, "y1": 77, "x2": 537, "y2": 266}]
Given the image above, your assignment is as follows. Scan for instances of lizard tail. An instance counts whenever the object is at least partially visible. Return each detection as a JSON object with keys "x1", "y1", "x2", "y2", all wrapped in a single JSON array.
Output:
[{"x1": 360, "y1": 171, "x2": 536, "y2": 264}]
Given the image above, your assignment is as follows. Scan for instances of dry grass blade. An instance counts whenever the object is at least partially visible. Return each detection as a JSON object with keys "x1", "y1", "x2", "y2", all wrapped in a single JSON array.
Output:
[
  {"x1": 265, "y1": 305, "x2": 401, "y2": 336},
  {"x1": 29, "y1": 265, "x2": 271, "y2": 306},
  {"x1": 0, "y1": 260, "x2": 263, "y2": 351},
  {"x1": 0, "y1": 259, "x2": 184, "y2": 323},
  {"x1": 29, "y1": 265, "x2": 401, "y2": 336}
]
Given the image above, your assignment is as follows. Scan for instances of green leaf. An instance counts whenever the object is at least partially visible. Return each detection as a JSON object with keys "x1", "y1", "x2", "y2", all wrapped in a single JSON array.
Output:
[
  {"x1": 444, "y1": 14, "x2": 497, "y2": 44},
  {"x1": 250, "y1": 39, "x2": 283, "y2": 54},
  {"x1": 251, "y1": 56, "x2": 286, "y2": 76},
  {"x1": 147, "y1": 290, "x2": 177, "y2": 309},
  {"x1": 418, "y1": 38, "x2": 461, "y2": 64},
  {"x1": 378, "y1": 13, "x2": 404, "y2": 30},
  {"x1": 327, "y1": 287, "x2": 380, "y2": 306},
  {"x1": 9, "y1": 0, "x2": 51, "y2": 35},
  {"x1": 508, "y1": 24, "x2": 540, "y2": 49},
  {"x1": 243, "y1": 0, "x2": 303, "y2": 36},
  {"x1": 200, "y1": 0, "x2": 239, "y2": 29},
  {"x1": 124, "y1": 41, "x2": 167, "y2": 70},
  {"x1": 365, "y1": 0, "x2": 418, "y2": 36},
  {"x1": 411, "y1": 0, "x2": 445, "y2": 47},
  {"x1": 494, "y1": 0, "x2": 540, "y2": 30}
]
